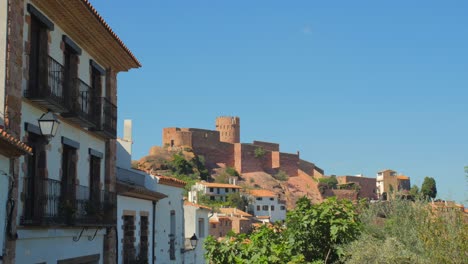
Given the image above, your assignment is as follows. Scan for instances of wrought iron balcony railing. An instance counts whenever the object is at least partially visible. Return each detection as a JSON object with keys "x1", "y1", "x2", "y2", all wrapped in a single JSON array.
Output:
[
  {"x1": 91, "y1": 97, "x2": 117, "y2": 138},
  {"x1": 62, "y1": 78, "x2": 96, "y2": 128},
  {"x1": 24, "y1": 56, "x2": 67, "y2": 112},
  {"x1": 21, "y1": 177, "x2": 116, "y2": 227}
]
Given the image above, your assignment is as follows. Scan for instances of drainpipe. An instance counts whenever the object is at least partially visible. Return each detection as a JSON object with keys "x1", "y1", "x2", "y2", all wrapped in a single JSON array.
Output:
[
  {"x1": 152, "y1": 201, "x2": 156, "y2": 264},
  {"x1": 114, "y1": 226, "x2": 118, "y2": 264}
]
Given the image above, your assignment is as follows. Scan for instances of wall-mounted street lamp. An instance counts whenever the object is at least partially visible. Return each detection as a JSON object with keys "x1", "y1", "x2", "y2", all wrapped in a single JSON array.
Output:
[
  {"x1": 189, "y1": 233, "x2": 198, "y2": 249},
  {"x1": 38, "y1": 111, "x2": 60, "y2": 139}
]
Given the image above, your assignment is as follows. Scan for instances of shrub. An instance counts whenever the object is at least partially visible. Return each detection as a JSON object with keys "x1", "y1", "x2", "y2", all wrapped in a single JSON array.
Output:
[
  {"x1": 273, "y1": 170, "x2": 289, "y2": 181},
  {"x1": 254, "y1": 147, "x2": 266, "y2": 158}
]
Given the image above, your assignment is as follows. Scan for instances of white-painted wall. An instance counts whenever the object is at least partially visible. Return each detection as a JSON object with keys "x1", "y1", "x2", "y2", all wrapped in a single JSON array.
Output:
[
  {"x1": 15, "y1": 1, "x2": 110, "y2": 263},
  {"x1": 0, "y1": 156, "x2": 9, "y2": 261},
  {"x1": 15, "y1": 228, "x2": 105, "y2": 264},
  {"x1": 117, "y1": 195, "x2": 153, "y2": 264},
  {"x1": 249, "y1": 196, "x2": 286, "y2": 223},
  {"x1": 183, "y1": 205, "x2": 209, "y2": 264},
  {"x1": 154, "y1": 182, "x2": 185, "y2": 264},
  {"x1": 21, "y1": 1, "x2": 107, "y2": 97}
]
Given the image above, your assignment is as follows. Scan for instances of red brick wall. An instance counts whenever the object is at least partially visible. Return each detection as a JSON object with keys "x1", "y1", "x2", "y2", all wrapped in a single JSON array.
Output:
[
  {"x1": 236, "y1": 144, "x2": 273, "y2": 173},
  {"x1": 252, "y1": 141, "x2": 279, "y2": 152},
  {"x1": 279, "y1": 152, "x2": 299, "y2": 177}
]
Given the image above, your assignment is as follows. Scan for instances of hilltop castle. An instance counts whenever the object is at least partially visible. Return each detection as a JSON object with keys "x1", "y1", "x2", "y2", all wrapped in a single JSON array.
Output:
[{"x1": 162, "y1": 116, "x2": 324, "y2": 177}]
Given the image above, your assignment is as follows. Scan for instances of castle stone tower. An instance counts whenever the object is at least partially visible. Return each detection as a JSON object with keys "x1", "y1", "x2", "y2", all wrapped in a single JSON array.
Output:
[{"x1": 216, "y1": 116, "x2": 240, "y2": 143}]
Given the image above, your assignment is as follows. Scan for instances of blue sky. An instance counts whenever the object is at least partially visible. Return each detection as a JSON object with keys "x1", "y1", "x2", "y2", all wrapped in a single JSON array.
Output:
[{"x1": 91, "y1": 0, "x2": 468, "y2": 204}]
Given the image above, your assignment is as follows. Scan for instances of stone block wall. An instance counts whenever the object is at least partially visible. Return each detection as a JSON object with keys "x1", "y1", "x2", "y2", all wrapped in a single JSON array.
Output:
[
  {"x1": 279, "y1": 152, "x2": 299, "y2": 177},
  {"x1": 162, "y1": 128, "x2": 192, "y2": 148}
]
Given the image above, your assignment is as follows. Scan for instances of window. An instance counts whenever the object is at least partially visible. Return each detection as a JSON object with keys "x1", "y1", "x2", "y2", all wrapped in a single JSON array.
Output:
[
  {"x1": 262, "y1": 205, "x2": 269, "y2": 211},
  {"x1": 210, "y1": 196, "x2": 215, "y2": 201},
  {"x1": 63, "y1": 38, "x2": 80, "y2": 110},
  {"x1": 23, "y1": 132, "x2": 47, "y2": 223},
  {"x1": 61, "y1": 143, "x2": 77, "y2": 208},
  {"x1": 169, "y1": 210, "x2": 176, "y2": 260},
  {"x1": 123, "y1": 215, "x2": 136, "y2": 263},
  {"x1": 28, "y1": 6, "x2": 51, "y2": 95},
  {"x1": 198, "y1": 218, "x2": 205, "y2": 238},
  {"x1": 256, "y1": 197, "x2": 263, "y2": 201},
  {"x1": 280, "y1": 206, "x2": 286, "y2": 210},
  {"x1": 269, "y1": 197, "x2": 274, "y2": 201},
  {"x1": 232, "y1": 188, "x2": 236, "y2": 192},
  {"x1": 271, "y1": 205, "x2": 275, "y2": 211},
  {"x1": 140, "y1": 216, "x2": 149, "y2": 260},
  {"x1": 89, "y1": 154, "x2": 101, "y2": 203},
  {"x1": 225, "y1": 188, "x2": 229, "y2": 193},
  {"x1": 257, "y1": 205, "x2": 261, "y2": 211},
  {"x1": 209, "y1": 187, "x2": 214, "y2": 192},
  {"x1": 90, "y1": 61, "x2": 103, "y2": 122}
]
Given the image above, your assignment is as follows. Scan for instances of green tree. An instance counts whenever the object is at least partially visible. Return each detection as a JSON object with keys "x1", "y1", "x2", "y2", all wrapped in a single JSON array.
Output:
[
  {"x1": 318, "y1": 175, "x2": 338, "y2": 189},
  {"x1": 225, "y1": 167, "x2": 240, "y2": 177},
  {"x1": 286, "y1": 196, "x2": 361, "y2": 263},
  {"x1": 227, "y1": 192, "x2": 248, "y2": 210},
  {"x1": 420, "y1": 177, "x2": 437, "y2": 199},
  {"x1": 409, "y1": 184, "x2": 419, "y2": 198}
]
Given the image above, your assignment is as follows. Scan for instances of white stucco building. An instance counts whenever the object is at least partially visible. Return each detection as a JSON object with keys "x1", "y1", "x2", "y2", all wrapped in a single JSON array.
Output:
[
  {"x1": 2, "y1": 1, "x2": 140, "y2": 263},
  {"x1": 188, "y1": 181, "x2": 241, "y2": 203},
  {"x1": 116, "y1": 120, "x2": 167, "y2": 264},
  {"x1": 183, "y1": 201, "x2": 211, "y2": 264},
  {"x1": 246, "y1": 189, "x2": 286, "y2": 223}
]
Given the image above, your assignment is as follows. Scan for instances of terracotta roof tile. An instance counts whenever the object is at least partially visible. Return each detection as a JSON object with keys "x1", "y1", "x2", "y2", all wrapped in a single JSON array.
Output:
[
  {"x1": 219, "y1": 208, "x2": 252, "y2": 217},
  {"x1": 397, "y1": 175, "x2": 410, "y2": 180},
  {"x1": 199, "y1": 182, "x2": 242, "y2": 189},
  {"x1": 248, "y1": 189, "x2": 276, "y2": 198},
  {"x1": 156, "y1": 175, "x2": 186, "y2": 188},
  {"x1": 0, "y1": 128, "x2": 32, "y2": 156}
]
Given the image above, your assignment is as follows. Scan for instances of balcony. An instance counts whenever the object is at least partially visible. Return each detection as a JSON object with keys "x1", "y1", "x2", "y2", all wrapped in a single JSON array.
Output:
[
  {"x1": 91, "y1": 97, "x2": 117, "y2": 138},
  {"x1": 61, "y1": 79, "x2": 96, "y2": 128},
  {"x1": 24, "y1": 56, "x2": 68, "y2": 112},
  {"x1": 21, "y1": 177, "x2": 116, "y2": 227}
]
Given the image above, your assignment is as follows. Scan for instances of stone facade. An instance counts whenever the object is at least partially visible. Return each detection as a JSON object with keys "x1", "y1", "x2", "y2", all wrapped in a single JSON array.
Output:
[
  {"x1": 337, "y1": 175, "x2": 377, "y2": 200},
  {"x1": 162, "y1": 117, "x2": 307, "y2": 178}
]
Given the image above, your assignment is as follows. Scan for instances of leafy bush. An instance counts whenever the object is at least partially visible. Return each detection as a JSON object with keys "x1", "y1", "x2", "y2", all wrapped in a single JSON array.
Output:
[
  {"x1": 225, "y1": 167, "x2": 240, "y2": 177},
  {"x1": 318, "y1": 176, "x2": 338, "y2": 189},
  {"x1": 254, "y1": 147, "x2": 266, "y2": 158},
  {"x1": 273, "y1": 170, "x2": 289, "y2": 181}
]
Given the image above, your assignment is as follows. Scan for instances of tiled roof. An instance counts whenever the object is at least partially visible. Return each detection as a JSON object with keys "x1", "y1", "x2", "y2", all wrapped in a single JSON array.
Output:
[
  {"x1": 397, "y1": 175, "x2": 410, "y2": 180},
  {"x1": 199, "y1": 182, "x2": 242, "y2": 189},
  {"x1": 81, "y1": 0, "x2": 141, "y2": 67},
  {"x1": 219, "y1": 208, "x2": 252, "y2": 217},
  {"x1": 248, "y1": 189, "x2": 276, "y2": 198},
  {"x1": 116, "y1": 181, "x2": 167, "y2": 201},
  {"x1": 256, "y1": 216, "x2": 270, "y2": 219},
  {"x1": 156, "y1": 175, "x2": 186, "y2": 188},
  {"x1": 0, "y1": 128, "x2": 32, "y2": 157},
  {"x1": 184, "y1": 201, "x2": 212, "y2": 211}
]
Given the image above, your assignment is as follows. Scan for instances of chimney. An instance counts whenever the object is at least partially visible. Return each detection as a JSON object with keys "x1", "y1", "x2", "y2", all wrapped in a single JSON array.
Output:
[{"x1": 116, "y1": 120, "x2": 133, "y2": 169}]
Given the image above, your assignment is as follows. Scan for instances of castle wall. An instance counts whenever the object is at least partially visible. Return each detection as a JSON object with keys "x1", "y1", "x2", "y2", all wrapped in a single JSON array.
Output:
[
  {"x1": 272, "y1": 151, "x2": 280, "y2": 168},
  {"x1": 279, "y1": 152, "x2": 299, "y2": 177},
  {"x1": 252, "y1": 141, "x2": 280, "y2": 152},
  {"x1": 162, "y1": 128, "x2": 193, "y2": 148},
  {"x1": 299, "y1": 159, "x2": 316, "y2": 177},
  {"x1": 337, "y1": 176, "x2": 377, "y2": 200},
  {"x1": 235, "y1": 144, "x2": 273, "y2": 174},
  {"x1": 216, "y1": 116, "x2": 240, "y2": 144},
  {"x1": 190, "y1": 129, "x2": 234, "y2": 169}
]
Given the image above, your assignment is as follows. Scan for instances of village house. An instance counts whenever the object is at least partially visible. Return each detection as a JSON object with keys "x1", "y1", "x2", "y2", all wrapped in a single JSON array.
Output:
[
  {"x1": 183, "y1": 201, "x2": 211, "y2": 264},
  {"x1": 1, "y1": 0, "x2": 140, "y2": 263},
  {"x1": 209, "y1": 215, "x2": 233, "y2": 239},
  {"x1": 376, "y1": 169, "x2": 411, "y2": 199},
  {"x1": 246, "y1": 189, "x2": 286, "y2": 223},
  {"x1": 189, "y1": 180, "x2": 241, "y2": 203},
  {"x1": 152, "y1": 174, "x2": 187, "y2": 263},
  {"x1": 116, "y1": 120, "x2": 168, "y2": 264},
  {"x1": 218, "y1": 208, "x2": 254, "y2": 234}
]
